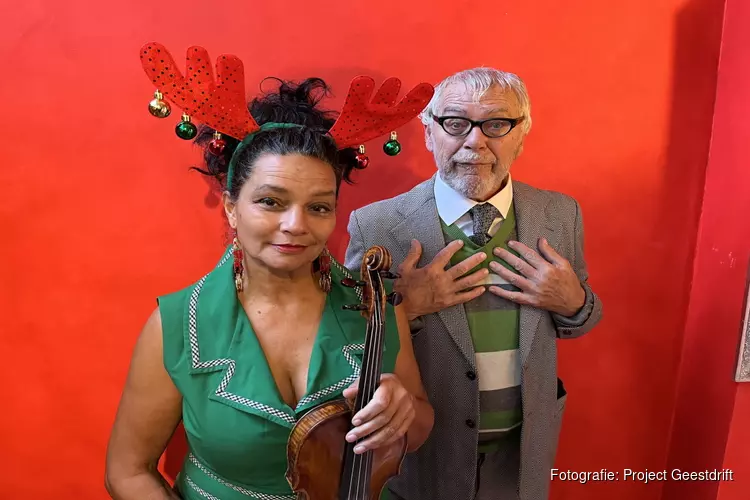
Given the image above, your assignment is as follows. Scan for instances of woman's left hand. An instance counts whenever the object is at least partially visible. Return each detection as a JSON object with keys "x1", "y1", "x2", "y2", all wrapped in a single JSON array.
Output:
[{"x1": 342, "y1": 373, "x2": 416, "y2": 454}]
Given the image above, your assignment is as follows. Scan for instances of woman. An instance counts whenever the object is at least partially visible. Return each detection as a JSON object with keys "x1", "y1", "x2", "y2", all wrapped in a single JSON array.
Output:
[{"x1": 105, "y1": 43, "x2": 434, "y2": 500}]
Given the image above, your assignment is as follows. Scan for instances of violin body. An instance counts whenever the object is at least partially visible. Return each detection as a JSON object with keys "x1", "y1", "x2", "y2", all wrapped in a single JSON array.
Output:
[
  {"x1": 286, "y1": 245, "x2": 407, "y2": 500},
  {"x1": 286, "y1": 399, "x2": 406, "y2": 499}
]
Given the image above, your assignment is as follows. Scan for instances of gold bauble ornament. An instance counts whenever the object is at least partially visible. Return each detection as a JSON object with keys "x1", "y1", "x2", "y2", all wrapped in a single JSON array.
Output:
[{"x1": 148, "y1": 90, "x2": 171, "y2": 118}]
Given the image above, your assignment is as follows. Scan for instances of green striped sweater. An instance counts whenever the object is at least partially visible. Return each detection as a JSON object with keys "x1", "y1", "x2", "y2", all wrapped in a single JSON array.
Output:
[{"x1": 440, "y1": 203, "x2": 524, "y2": 452}]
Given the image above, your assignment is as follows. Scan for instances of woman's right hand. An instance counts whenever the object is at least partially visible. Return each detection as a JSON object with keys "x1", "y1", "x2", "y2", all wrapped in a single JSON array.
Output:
[{"x1": 342, "y1": 373, "x2": 416, "y2": 454}]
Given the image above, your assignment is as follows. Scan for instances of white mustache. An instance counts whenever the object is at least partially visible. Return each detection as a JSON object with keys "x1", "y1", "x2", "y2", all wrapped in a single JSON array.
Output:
[{"x1": 452, "y1": 152, "x2": 494, "y2": 164}]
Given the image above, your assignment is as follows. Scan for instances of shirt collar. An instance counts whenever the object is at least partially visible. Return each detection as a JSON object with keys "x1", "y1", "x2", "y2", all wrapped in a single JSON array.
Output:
[{"x1": 433, "y1": 172, "x2": 513, "y2": 226}]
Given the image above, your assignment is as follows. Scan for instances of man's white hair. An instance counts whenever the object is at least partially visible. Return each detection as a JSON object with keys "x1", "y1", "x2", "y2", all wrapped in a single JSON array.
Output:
[{"x1": 420, "y1": 67, "x2": 532, "y2": 133}]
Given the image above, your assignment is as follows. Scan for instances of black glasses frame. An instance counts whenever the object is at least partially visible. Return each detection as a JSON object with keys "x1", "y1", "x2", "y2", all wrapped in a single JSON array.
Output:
[{"x1": 432, "y1": 114, "x2": 524, "y2": 138}]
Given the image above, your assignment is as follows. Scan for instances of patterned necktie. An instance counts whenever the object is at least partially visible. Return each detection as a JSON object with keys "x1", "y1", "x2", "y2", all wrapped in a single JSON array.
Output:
[{"x1": 469, "y1": 203, "x2": 501, "y2": 246}]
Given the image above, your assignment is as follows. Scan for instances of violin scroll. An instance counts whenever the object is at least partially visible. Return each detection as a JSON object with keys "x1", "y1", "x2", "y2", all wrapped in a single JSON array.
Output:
[{"x1": 356, "y1": 246, "x2": 396, "y2": 319}]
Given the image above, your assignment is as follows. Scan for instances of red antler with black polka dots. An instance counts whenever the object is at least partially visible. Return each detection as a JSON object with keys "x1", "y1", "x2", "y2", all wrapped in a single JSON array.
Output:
[
  {"x1": 139, "y1": 42, "x2": 434, "y2": 148},
  {"x1": 140, "y1": 42, "x2": 260, "y2": 140},
  {"x1": 327, "y1": 76, "x2": 434, "y2": 149}
]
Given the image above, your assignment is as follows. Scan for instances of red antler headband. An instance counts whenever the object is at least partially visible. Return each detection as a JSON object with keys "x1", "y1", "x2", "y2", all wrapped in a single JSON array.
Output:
[{"x1": 140, "y1": 42, "x2": 435, "y2": 188}]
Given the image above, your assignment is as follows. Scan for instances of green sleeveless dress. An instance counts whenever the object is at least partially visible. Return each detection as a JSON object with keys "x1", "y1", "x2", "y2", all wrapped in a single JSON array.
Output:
[{"x1": 157, "y1": 247, "x2": 401, "y2": 500}]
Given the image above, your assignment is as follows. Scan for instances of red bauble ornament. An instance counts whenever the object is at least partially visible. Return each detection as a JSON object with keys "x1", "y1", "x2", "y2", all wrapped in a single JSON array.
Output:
[
  {"x1": 355, "y1": 152, "x2": 370, "y2": 169},
  {"x1": 355, "y1": 144, "x2": 370, "y2": 169},
  {"x1": 209, "y1": 138, "x2": 227, "y2": 156}
]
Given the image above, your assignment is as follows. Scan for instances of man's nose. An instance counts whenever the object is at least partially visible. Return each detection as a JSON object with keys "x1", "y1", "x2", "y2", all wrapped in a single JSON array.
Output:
[{"x1": 463, "y1": 125, "x2": 489, "y2": 149}]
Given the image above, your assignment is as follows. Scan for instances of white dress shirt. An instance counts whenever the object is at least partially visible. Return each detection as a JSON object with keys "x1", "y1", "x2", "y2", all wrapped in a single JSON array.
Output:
[
  {"x1": 433, "y1": 173, "x2": 514, "y2": 286},
  {"x1": 433, "y1": 173, "x2": 513, "y2": 238}
]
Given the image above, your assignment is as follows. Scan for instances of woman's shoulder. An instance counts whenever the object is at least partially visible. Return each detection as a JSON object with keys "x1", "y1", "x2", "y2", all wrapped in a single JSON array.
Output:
[
  {"x1": 156, "y1": 248, "x2": 237, "y2": 364},
  {"x1": 157, "y1": 247, "x2": 235, "y2": 319}
]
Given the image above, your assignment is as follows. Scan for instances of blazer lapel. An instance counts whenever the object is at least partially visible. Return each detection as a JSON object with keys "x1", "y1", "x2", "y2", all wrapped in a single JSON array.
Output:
[
  {"x1": 391, "y1": 175, "x2": 477, "y2": 368},
  {"x1": 513, "y1": 181, "x2": 557, "y2": 366}
]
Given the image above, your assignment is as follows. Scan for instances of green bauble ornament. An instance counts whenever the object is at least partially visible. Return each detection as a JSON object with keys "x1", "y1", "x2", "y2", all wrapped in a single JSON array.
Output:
[
  {"x1": 383, "y1": 131, "x2": 401, "y2": 156},
  {"x1": 176, "y1": 114, "x2": 197, "y2": 140}
]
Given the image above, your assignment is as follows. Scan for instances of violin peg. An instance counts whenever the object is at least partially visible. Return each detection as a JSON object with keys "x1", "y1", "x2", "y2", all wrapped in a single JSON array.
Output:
[
  {"x1": 379, "y1": 271, "x2": 401, "y2": 280},
  {"x1": 341, "y1": 278, "x2": 367, "y2": 288},
  {"x1": 342, "y1": 304, "x2": 368, "y2": 311},
  {"x1": 386, "y1": 292, "x2": 403, "y2": 306}
]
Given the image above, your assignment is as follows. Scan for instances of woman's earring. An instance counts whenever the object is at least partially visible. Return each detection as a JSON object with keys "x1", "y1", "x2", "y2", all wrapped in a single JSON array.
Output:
[
  {"x1": 316, "y1": 248, "x2": 332, "y2": 293},
  {"x1": 232, "y1": 235, "x2": 244, "y2": 293}
]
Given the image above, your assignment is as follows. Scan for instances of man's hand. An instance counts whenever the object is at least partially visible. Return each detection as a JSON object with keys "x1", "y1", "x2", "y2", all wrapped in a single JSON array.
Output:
[
  {"x1": 489, "y1": 238, "x2": 585, "y2": 317},
  {"x1": 395, "y1": 239, "x2": 488, "y2": 320}
]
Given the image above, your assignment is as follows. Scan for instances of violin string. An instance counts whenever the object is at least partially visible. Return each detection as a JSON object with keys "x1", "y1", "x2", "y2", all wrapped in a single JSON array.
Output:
[
  {"x1": 368, "y1": 286, "x2": 386, "y2": 496},
  {"x1": 362, "y1": 299, "x2": 381, "y2": 497},
  {"x1": 360, "y1": 301, "x2": 380, "y2": 497},
  {"x1": 351, "y1": 273, "x2": 385, "y2": 499},
  {"x1": 348, "y1": 309, "x2": 366, "y2": 500},
  {"x1": 351, "y1": 309, "x2": 372, "y2": 499},
  {"x1": 349, "y1": 296, "x2": 375, "y2": 499},
  {"x1": 365, "y1": 295, "x2": 384, "y2": 495}
]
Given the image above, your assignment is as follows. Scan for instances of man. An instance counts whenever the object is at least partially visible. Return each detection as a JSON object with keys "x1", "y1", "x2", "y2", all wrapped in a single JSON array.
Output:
[{"x1": 345, "y1": 68, "x2": 602, "y2": 500}]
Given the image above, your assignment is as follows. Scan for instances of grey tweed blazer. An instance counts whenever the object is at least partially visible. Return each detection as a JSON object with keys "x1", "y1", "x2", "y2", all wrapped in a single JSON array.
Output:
[{"x1": 344, "y1": 175, "x2": 602, "y2": 500}]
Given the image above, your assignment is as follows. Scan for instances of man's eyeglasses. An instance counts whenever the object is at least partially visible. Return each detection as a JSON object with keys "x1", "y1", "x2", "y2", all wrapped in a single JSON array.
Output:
[{"x1": 432, "y1": 115, "x2": 524, "y2": 138}]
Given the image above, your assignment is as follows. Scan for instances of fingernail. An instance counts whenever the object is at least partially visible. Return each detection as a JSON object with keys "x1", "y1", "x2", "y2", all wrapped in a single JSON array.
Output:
[
  {"x1": 354, "y1": 445, "x2": 365, "y2": 454},
  {"x1": 478, "y1": 252, "x2": 486, "y2": 259},
  {"x1": 352, "y1": 418, "x2": 361, "y2": 426},
  {"x1": 346, "y1": 433, "x2": 356, "y2": 442}
]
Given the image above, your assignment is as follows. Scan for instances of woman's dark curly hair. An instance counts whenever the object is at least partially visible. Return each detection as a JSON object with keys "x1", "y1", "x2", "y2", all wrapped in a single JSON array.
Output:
[{"x1": 191, "y1": 77, "x2": 361, "y2": 201}]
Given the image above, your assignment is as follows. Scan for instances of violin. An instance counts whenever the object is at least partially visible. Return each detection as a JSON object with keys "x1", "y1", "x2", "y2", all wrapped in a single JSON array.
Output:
[{"x1": 286, "y1": 245, "x2": 405, "y2": 500}]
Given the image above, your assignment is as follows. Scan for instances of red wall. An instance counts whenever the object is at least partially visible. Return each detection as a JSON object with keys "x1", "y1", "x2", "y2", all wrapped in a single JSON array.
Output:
[
  {"x1": 672, "y1": 0, "x2": 750, "y2": 498},
  {"x1": 0, "y1": 0, "x2": 730, "y2": 499},
  {"x1": 718, "y1": 387, "x2": 750, "y2": 500}
]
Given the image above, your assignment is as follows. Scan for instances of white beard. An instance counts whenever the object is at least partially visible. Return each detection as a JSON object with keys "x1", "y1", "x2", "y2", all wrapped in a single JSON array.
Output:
[{"x1": 441, "y1": 163, "x2": 509, "y2": 200}]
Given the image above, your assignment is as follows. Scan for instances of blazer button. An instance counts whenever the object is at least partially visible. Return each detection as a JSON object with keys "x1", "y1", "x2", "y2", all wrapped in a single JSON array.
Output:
[
  {"x1": 466, "y1": 370, "x2": 476, "y2": 380},
  {"x1": 466, "y1": 419, "x2": 476, "y2": 428}
]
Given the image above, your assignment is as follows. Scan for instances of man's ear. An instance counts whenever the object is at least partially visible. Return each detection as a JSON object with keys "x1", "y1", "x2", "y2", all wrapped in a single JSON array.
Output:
[{"x1": 424, "y1": 124, "x2": 434, "y2": 153}]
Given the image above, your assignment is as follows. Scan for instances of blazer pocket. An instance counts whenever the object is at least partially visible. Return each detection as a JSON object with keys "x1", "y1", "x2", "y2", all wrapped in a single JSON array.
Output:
[
  {"x1": 557, "y1": 377, "x2": 567, "y2": 399},
  {"x1": 408, "y1": 317, "x2": 425, "y2": 338},
  {"x1": 556, "y1": 377, "x2": 567, "y2": 415}
]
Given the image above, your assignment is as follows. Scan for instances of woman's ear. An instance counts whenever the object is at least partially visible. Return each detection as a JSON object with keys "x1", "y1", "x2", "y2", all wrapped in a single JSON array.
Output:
[{"x1": 222, "y1": 192, "x2": 237, "y2": 229}]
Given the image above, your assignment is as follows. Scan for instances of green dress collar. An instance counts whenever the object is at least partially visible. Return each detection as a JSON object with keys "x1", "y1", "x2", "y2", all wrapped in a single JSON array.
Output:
[{"x1": 184, "y1": 247, "x2": 370, "y2": 428}]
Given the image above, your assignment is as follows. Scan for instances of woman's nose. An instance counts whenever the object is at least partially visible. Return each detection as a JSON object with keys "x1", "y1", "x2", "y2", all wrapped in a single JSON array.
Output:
[{"x1": 280, "y1": 207, "x2": 308, "y2": 234}]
